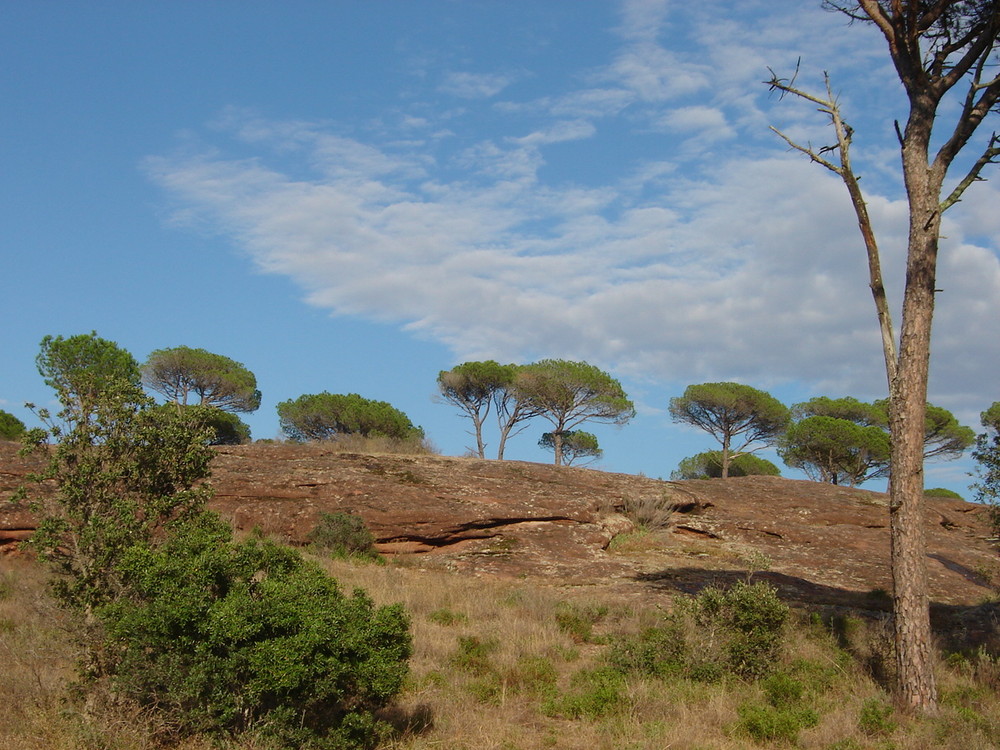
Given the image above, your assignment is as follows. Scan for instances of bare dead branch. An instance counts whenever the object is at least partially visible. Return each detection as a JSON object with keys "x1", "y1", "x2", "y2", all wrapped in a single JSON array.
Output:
[
  {"x1": 766, "y1": 67, "x2": 899, "y2": 381},
  {"x1": 768, "y1": 126, "x2": 842, "y2": 173},
  {"x1": 940, "y1": 132, "x2": 1000, "y2": 211}
]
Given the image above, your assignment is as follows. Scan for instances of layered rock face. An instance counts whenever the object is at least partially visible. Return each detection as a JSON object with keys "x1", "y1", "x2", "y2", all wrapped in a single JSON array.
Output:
[{"x1": 3, "y1": 442, "x2": 997, "y2": 617}]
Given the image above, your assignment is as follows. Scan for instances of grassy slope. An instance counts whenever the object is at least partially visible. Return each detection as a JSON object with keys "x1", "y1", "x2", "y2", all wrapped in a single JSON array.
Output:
[{"x1": 3, "y1": 548, "x2": 1000, "y2": 750}]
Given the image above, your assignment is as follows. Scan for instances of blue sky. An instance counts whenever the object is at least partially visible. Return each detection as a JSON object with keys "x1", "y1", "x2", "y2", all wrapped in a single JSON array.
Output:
[{"x1": 2, "y1": 1, "x2": 999, "y2": 495}]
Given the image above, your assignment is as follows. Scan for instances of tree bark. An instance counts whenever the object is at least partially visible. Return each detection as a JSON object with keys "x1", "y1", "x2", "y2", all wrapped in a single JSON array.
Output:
[
  {"x1": 887, "y1": 114, "x2": 943, "y2": 709},
  {"x1": 553, "y1": 430, "x2": 564, "y2": 466}
]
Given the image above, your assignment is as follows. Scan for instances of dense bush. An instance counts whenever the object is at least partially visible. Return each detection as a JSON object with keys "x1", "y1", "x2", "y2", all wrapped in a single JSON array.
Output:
[
  {"x1": 0, "y1": 409, "x2": 25, "y2": 440},
  {"x1": 308, "y1": 512, "x2": 383, "y2": 563},
  {"x1": 925, "y1": 487, "x2": 963, "y2": 500},
  {"x1": 98, "y1": 512, "x2": 411, "y2": 749},
  {"x1": 608, "y1": 580, "x2": 789, "y2": 681},
  {"x1": 151, "y1": 403, "x2": 252, "y2": 445},
  {"x1": 277, "y1": 392, "x2": 423, "y2": 443},
  {"x1": 672, "y1": 450, "x2": 782, "y2": 480}
]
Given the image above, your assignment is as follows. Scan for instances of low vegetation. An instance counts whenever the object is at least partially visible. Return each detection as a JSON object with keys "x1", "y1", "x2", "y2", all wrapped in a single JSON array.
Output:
[{"x1": 4, "y1": 551, "x2": 1000, "y2": 749}]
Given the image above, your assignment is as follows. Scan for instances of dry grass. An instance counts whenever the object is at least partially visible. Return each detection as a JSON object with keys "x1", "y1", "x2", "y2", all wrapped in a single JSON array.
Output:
[
  {"x1": 272, "y1": 433, "x2": 437, "y2": 456},
  {"x1": 4, "y1": 551, "x2": 1000, "y2": 750}
]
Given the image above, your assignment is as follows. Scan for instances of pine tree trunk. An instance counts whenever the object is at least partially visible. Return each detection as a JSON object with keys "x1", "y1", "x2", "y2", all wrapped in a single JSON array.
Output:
[{"x1": 888, "y1": 129, "x2": 941, "y2": 711}]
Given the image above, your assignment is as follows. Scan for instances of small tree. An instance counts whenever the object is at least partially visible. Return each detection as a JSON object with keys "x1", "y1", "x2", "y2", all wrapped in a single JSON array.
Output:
[
  {"x1": 783, "y1": 397, "x2": 973, "y2": 484},
  {"x1": 538, "y1": 431, "x2": 603, "y2": 466},
  {"x1": 436, "y1": 360, "x2": 539, "y2": 459},
  {"x1": 669, "y1": 383, "x2": 790, "y2": 478},
  {"x1": 277, "y1": 392, "x2": 423, "y2": 443},
  {"x1": 24, "y1": 337, "x2": 214, "y2": 617},
  {"x1": 36, "y1": 331, "x2": 141, "y2": 423},
  {"x1": 672, "y1": 450, "x2": 781, "y2": 480},
  {"x1": 142, "y1": 346, "x2": 261, "y2": 413},
  {"x1": 515, "y1": 360, "x2": 634, "y2": 466},
  {"x1": 0, "y1": 409, "x2": 25, "y2": 440},
  {"x1": 779, "y1": 415, "x2": 891, "y2": 486},
  {"x1": 24, "y1": 336, "x2": 412, "y2": 748}
]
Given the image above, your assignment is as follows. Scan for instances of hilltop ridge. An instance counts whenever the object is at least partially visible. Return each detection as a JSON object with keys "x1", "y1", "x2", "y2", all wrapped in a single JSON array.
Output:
[{"x1": 3, "y1": 441, "x2": 996, "y2": 618}]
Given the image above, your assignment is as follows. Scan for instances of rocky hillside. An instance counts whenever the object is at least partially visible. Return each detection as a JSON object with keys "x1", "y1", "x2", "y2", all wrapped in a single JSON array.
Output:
[{"x1": 3, "y1": 441, "x2": 998, "y2": 623}]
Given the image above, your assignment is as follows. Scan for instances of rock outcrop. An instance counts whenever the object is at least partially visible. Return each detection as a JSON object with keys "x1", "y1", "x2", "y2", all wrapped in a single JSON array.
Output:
[{"x1": 3, "y1": 441, "x2": 998, "y2": 616}]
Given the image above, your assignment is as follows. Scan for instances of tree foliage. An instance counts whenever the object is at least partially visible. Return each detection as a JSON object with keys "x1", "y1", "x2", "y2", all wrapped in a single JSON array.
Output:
[
  {"x1": 671, "y1": 451, "x2": 781, "y2": 480},
  {"x1": 972, "y1": 401, "x2": 1000, "y2": 537},
  {"x1": 873, "y1": 399, "x2": 975, "y2": 461},
  {"x1": 142, "y1": 346, "x2": 261, "y2": 413},
  {"x1": 538, "y1": 431, "x2": 603, "y2": 466},
  {"x1": 36, "y1": 331, "x2": 141, "y2": 423},
  {"x1": 437, "y1": 360, "x2": 539, "y2": 459},
  {"x1": 515, "y1": 360, "x2": 634, "y2": 466},
  {"x1": 277, "y1": 392, "x2": 423, "y2": 443},
  {"x1": 153, "y1": 404, "x2": 252, "y2": 445},
  {"x1": 782, "y1": 397, "x2": 972, "y2": 484},
  {"x1": 779, "y1": 416, "x2": 891, "y2": 486},
  {"x1": 982, "y1": 401, "x2": 1000, "y2": 433},
  {"x1": 791, "y1": 396, "x2": 885, "y2": 426},
  {"x1": 0, "y1": 409, "x2": 25, "y2": 440},
  {"x1": 669, "y1": 383, "x2": 789, "y2": 478}
]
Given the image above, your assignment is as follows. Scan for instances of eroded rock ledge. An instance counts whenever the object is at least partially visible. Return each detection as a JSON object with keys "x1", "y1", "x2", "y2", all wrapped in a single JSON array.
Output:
[{"x1": 2, "y1": 441, "x2": 997, "y2": 610}]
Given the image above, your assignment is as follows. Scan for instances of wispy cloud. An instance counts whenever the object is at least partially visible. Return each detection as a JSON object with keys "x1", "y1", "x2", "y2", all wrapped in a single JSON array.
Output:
[
  {"x1": 147, "y1": 0, "x2": 1000, "y2": 430},
  {"x1": 439, "y1": 71, "x2": 514, "y2": 99}
]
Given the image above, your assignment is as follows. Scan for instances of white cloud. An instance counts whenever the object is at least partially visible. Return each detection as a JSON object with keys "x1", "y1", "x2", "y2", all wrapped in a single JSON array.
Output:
[
  {"x1": 510, "y1": 120, "x2": 597, "y2": 147},
  {"x1": 147, "y1": 0, "x2": 1000, "y2": 428},
  {"x1": 439, "y1": 71, "x2": 514, "y2": 99}
]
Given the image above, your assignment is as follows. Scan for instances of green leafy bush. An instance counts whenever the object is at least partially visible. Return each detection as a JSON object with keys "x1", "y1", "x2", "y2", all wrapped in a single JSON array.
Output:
[
  {"x1": 0, "y1": 409, "x2": 26, "y2": 440},
  {"x1": 98, "y1": 512, "x2": 411, "y2": 749},
  {"x1": 672, "y1": 450, "x2": 782, "y2": 479},
  {"x1": 542, "y1": 667, "x2": 625, "y2": 719},
  {"x1": 607, "y1": 620, "x2": 686, "y2": 678},
  {"x1": 925, "y1": 487, "x2": 963, "y2": 499},
  {"x1": 308, "y1": 512, "x2": 383, "y2": 563},
  {"x1": 427, "y1": 607, "x2": 468, "y2": 626},
  {"x1": 858, "y1": 697, "x2": 896, "y2": 736},
  {"x1": 762, "y1": 672, "x2": 805, "y2": 708},
  {"x1": 733, "y1": 702, "x2": 819, "y2": 744},
  {"x1": 608, "y1": 580, "x2": 789, "y2": 683},
  {"x1": 690, "y1": 580, "x2": 789, "y2": 678},
  {"x1": 554, "y1": 601, "x2": 609, "y2": 644},
  {"x1": 450, "y1": 635, "x2": 499, "y2": 675}
]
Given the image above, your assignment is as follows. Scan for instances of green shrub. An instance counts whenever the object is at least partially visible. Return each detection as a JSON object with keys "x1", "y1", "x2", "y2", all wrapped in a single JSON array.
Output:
[
  {"x1": 925, "y1": 487, "x2": 963, "y2": 500},
  {"x1": 688, "y1": 580, "x2": 789, "y2": 679},
  {"x1": 607, "y1": 582, "x2": 788, "y2": 683},
  {"x1": 762, "y1": 672, "x2": 805, "y2": 708},
  {"x1": 450, "y1": 635, "x2": 499, "y2": 675},
  {"x1": 308, "y1": 511, "x2": 383, "y2": 563},
  {"x1": 427, "y1": 607, "x2": 468, "y2": 626},
  {"x1": 97, "y1": 512, "x2": 411, "y2": 749},
  {"x1": 0, "y1": 409, "x2": 26, "y2": 440},
  {"x1": 733, "y1": 702, "x2": 819, "y2": 744},
  {"x1": 508, "y1": 655, "x2": 558, "y2": 693},
  {"x1": 607, "y1": 620, "x2": 686, "y2": 678},
  {"x1": 858, "y1": 697, "x2": 896, "y2": 737},
  {"x1": 542, "y1": 667, "x2": 625, "y2": 720},
  {"x1": 555, "y1": 601, "x2": 608, "y2": 644}
]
